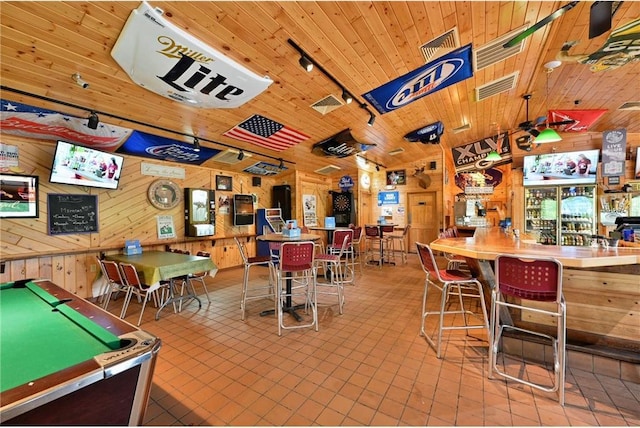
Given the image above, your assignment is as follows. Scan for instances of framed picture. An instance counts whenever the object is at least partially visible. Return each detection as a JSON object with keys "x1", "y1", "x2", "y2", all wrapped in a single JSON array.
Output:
[
  {"x1": 635, "y1": 147, "x2": 640, "y2": 179},
  {"x1": 386, "y1": 169, "x2": 406, "y2": 185},
  {"x1": 0, "y1": 174, "x2": 39, "y2": 218},
  {"x1": 215, "y1": 175, "x2": 232, "y2": 191}
]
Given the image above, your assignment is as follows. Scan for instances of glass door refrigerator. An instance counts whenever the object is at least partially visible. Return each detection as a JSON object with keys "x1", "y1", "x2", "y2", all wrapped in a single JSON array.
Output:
[{"x1": 524, "y1": 185, "x2": 597, "y2": 246}]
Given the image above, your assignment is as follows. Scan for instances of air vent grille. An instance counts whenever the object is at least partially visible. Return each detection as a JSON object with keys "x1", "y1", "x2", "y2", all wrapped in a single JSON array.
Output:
[
  {"x1": 475, "y1": 71, "x2": 519, "y2": 101},
  {"x1": 388, "y1": 148, "x2": 405, "y2": 156},
  {"x1": 315, "y1": 164, "x2": 341, "y2": 175},
  {"x1": 311, "y1": 95, "x2": 344, "y2": 115},
  {"x1": 474, "y1": 25, "x2": 527, "y2": 70},
  {"x1": 419, "y1": 28, "x2": 460, "y2": 62},
  {"x1": 210, "y1": 148, "x2": 252, "y2": 164},
  {"x1": 619, "y1": 101, "x2": 640, "y2": 110}
]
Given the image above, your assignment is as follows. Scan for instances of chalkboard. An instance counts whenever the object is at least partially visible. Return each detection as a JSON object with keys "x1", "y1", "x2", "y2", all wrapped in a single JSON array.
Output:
[{"x1": 47, "y1": 194, "x2": 98, "y2": 235}]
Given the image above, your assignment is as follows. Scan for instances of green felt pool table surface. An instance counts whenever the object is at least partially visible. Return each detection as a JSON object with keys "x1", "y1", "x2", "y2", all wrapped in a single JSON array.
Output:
[{"x1": 0, "y1": 280, "x2": 124, "y2": 393}]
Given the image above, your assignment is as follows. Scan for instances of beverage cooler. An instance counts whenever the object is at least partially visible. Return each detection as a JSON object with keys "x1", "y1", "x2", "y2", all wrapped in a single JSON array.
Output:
[{"x1": 524, "y1": 185, "x2": 597, "y2": 246}]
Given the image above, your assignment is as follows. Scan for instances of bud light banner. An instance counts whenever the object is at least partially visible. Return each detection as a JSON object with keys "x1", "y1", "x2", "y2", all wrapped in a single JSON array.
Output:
[
  {"x1": 403, "y1": 121, "x2": 444, "y2": 144},
  {"x1": 117, "y1": 130, "x2": 220, "y2": 165},
  {"x1": 363, "y1": 44, "x2": 473, "y2": 115},
  {"x1": 111, "y1": 1, "x2": 273, "y2": 108},
  {"x1": 451, "y1": 132, "x2": 512, "y2": 173}
]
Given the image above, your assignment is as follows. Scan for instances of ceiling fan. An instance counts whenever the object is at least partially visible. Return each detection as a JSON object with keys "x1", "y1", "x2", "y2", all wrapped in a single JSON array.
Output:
[
  {"x1": 512, "y1": 94, "x2": 575, "y2": 151},
  {"x1": 503, "y1": 1, "x2": 624, "y2": 49}
]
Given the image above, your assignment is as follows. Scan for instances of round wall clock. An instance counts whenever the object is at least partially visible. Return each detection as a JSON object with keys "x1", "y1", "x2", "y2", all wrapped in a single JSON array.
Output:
[
  {"x1": 360, "y1": 172, "x2": 371, "y2": 190},
  {"x1": 148, "y1": 179, "x2": 181, "y2": 210}
]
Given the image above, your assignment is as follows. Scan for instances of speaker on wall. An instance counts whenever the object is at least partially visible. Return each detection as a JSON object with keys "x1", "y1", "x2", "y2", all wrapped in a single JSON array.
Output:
[
  {"x1": 430, "y1": 161, "x2": 437, "y2": 170},
  {"x1": 252, "y1": 177, "x2": 261, "y2": 187}
]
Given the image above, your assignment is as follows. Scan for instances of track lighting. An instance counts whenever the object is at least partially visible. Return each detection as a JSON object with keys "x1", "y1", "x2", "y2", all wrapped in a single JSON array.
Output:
[
  {"x1": 193, "y1": 137, "x2": 200, "y2": 152},
  {"x1": 237, "y1": 150, "x2": 245, "y2": 160},
  {"x1": 87, "y1": 111, "x2": 99, "y2": 129},
  {"x1": 298, "y1": 55, "x2": 313, "y2": 72},
  {"x1": 367, "y1": 111, "x2": 376, "y2": 126},
  {"x1": 279, "y1": 158, "x2": 285, "y2": 169},
  {"x1": 72, "y1": 73, "x2": 89, "y2": 89},
  {"x1": 355, "y1": 154, "x2": 386, "y2": 171},
  {"x1": 375, "y1": 165, "x2": 380, "y2": 171},
  {"x1": 342, "y1": 90, "x2": 353, "y2": 104}
]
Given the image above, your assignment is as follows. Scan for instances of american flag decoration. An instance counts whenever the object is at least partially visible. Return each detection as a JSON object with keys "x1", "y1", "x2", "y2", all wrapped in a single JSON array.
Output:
[{"x1": 223, "y1": 114, "x2": 309, "y2": 152}]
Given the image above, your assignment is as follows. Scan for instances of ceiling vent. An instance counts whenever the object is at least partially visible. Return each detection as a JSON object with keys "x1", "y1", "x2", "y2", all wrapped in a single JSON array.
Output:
[
  {"x1": 619, "y1": 101, "x2": 640, "y2": 110},
  {"x1": 314, "y1": 164, "x2": 341, "y2": 175},
  {"x1": 420, "y1": 27, "x2": 460, "y2": 62},
  {"x1": 311, "y1": 94, "x2": 344, "y2": 115},
  {"x1": 388, "y1": 147, "x2": 405, "y2": 156},
  {"x1": 474, "y1": 25, "x2": 528, "y2": 71},
  {"x1": 475, "y1": 71, "x2": 519, "y2": 101},
  {"x1": 210, "y1": 148, "x2": 252, "y2": 164},
  {"x1": 452, "y1": 123, "x2": 471, "y2": 134}
]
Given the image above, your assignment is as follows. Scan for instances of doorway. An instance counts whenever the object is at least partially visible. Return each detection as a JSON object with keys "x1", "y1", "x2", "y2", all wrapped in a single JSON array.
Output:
[{"x1": 407, "y1": 192, "x2": 439, "y2": 252}]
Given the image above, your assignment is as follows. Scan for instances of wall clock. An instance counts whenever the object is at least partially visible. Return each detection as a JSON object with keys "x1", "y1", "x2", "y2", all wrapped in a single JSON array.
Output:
[
  {"x1": 148, "y1": 179, "x2": 181, "y2": 210},
  {"x1": 360, "y1": 172, "x2": 371, "y2": 190}
]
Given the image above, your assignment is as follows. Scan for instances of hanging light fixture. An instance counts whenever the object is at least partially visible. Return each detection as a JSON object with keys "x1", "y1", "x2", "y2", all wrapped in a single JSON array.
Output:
[
  {"x1": 193, "y1": 137, "x2": 200, "y2": 152},
  {"x1": 485, "y1": 150, "x2": 502, "y2": 161},
  {"x1": 237, "y1": 150, "x2": 245, "y2": 160},
  {"x1": 279, "y1": 158, "x2": 285, "y2": 169},
  {"x1": 535, "y1": 62, "x2": 562, "y2": 144},
  {"x1": 367, "y1": 111, "x2": 376, "y2": 126},
  {"x1": 87, "y1": 111, "x2": 99, "y2": 129}
]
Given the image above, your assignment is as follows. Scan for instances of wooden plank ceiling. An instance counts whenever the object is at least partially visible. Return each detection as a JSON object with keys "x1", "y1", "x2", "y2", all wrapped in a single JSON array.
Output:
[{"x1": 1, "y1": 1, "x2": 639, "y2": 176}]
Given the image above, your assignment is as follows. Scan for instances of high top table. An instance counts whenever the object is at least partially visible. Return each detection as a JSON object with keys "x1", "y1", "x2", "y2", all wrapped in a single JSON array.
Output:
[
  {"x1": 256, "y1": 233, "x2": 321, "y2": 321},
  {"x1": 106, "y1": 251, "x2": 217, "y2": 320}
]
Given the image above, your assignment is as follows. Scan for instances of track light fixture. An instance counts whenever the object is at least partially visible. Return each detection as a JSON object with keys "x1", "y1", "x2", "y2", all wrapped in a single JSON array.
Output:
[
  {"x1": 87, "y1": 111, "x2": 99, "y2": 129},
  {"x1": 341, "y1": 90, "x2": 353, "y2": 104},
  {"x1": 279, "y1": 158, "x2": 285, "y2": 169},
  {"x1": 287, "y1": 39, "x2": 376, "y2": 127},
  {"x1": 298, "y1": 55, "x2": 313, "y2": 72},
  {"x1": 356, "y1": 154, "x2": 386, "y2": 171},
  {"x1": 1, "y1": 86, "x2": 296, "y2": 169},
  {"x1": 237, "y1": 150, "x2": 245, "y2": 160},
  {"x1": 375, "y1": 165, "x2": 380, "y2": 171},
  {"x1": 193, "y1": 137, "x2": 200, "y2": 152}
]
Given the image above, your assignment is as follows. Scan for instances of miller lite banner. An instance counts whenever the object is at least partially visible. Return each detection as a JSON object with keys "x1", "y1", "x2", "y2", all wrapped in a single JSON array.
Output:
[
  {"x1": 111, "y1": 2, "x2": 273, "y2": 108},
  {"x1": 452, "y1": 132, "x2": 512, "y2": 173},
  {"x1": 363, "y1": 44, "x2": 473, "y2": 115},
  {"x1": 311, "y1": 129, "x2": 375, "y2": 158}
]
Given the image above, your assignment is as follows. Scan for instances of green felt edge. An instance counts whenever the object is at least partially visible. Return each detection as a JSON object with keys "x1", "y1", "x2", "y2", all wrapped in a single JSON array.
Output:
[{"x1": 2, "y1": 280, "x2": 122, "y2": 350}]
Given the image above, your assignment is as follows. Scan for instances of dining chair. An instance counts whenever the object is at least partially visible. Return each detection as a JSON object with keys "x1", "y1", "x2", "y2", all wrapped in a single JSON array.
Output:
[
  {"x1": 489, "y1": 254, "x2": 566, "y2": 405},
  {"x1": 119, "y1": 262, "x2": 168, "y2": 326},
  {"x1": 187, "y1": 251, "x2": 212, "y2": 306},
  {"x1": 234, "y1": 237, "x2": 275, "y2": 320},
  {"x1": 314, "y1": 232, "x2": 351, "y2": 314},
  {"x1": 275, "y1": 241, "x2": 318, "y2": 336},
  {"x1": 387, "y1": 224, "x2": 411, "y2": 264},
  {"x1": 416, "y1": 242, "x2": 489, "y2": 359},
  {"x1": 96, "y1": 257, "x2": 129, "y2": 312}
]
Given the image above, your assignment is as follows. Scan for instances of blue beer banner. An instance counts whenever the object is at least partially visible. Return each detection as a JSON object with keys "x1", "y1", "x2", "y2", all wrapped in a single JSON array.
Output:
[
  {"x1": 117, "y1": 130, "x2": 220, "y2": 165},
  {"x1": 363, "y1": 44, "x2": 473, "y2": 115},
  {"x1": 378, "y1": 191, "x2": 399, "y2": 206}
]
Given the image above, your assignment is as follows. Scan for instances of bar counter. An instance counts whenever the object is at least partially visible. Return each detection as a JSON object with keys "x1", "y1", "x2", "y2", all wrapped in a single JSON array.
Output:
[{"x1": 430, "y1": 227, "x2": 640, "y2": 359}]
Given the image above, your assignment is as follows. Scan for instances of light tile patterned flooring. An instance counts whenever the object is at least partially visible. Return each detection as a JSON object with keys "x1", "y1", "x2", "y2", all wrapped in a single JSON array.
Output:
[{"x1": 103, "y1": 253, "x2": 640, "y2": 426}]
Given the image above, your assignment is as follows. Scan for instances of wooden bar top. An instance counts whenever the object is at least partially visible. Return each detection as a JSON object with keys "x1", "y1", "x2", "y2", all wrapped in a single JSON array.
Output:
[{"x1": 430, "y1": 227, "x2": 640, "y2": 268}]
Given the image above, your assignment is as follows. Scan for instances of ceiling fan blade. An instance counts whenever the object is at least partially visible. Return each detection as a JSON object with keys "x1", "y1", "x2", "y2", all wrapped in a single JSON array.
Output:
[
  {"x1": 534, "y1": 116, "x2": 547, "y2": 126},
  {"x1": 590, "y1": 1, "x2": 624, "y2": 38},
  {"x1": 503, "y1": 1, "x2": 580, "y2": 48}
]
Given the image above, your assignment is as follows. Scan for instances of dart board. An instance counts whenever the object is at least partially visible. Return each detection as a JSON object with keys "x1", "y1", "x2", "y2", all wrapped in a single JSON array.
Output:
[
  {"x1": 332, "y1": 191, "x2": 354, "y2": 227},
  {"x1": 334, "y1": 193, "x2": 351, "y2": 212}
]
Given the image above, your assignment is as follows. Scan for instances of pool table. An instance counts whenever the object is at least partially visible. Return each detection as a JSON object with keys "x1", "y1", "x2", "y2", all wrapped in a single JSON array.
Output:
[{"x1": 0, "y1": 279, "x2": 161, "y2": 425}]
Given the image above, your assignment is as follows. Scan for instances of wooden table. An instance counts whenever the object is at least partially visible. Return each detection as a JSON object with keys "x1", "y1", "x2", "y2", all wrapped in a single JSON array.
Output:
[
  {"x1": 106, "y1": 251, "x2": 217, "y2": 319},
  {"x1": 256, "y1": 233, "x2": 321, "y2": 321}
]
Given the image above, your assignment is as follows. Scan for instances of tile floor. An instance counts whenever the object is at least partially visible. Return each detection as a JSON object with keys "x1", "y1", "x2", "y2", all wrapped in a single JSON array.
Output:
[{"x1": 104, "y1": 253, "x2": 640, "y2": 426}]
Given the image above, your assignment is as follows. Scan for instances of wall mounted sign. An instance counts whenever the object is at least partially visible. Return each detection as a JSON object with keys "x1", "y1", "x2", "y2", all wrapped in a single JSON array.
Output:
[
  {"x1": 117, "y1": 130, "x2": 219, "y2": 165},
  {"x1": 403, "y1": 121, "x2": 444, "y2": 144},
  {"x1": 377, "y1": 191, "x2": 399, "y2": 206},
  {"x1": 111, "y1": 1, "x2": 273, "y2": 108},
  {"x1": 140, "y1": 162, "x2": 185, "y2": 179},
  {"x1": 363, "y1": 44, "x2": 473, "y2": 115},
  {"x1": 601, "y1": 129, "x2": 627, "y2": 177},
  {"x1": 451, "y1": 132, "x2": 512, "y2": 173},
  {"x1": 338, "y1": 175, "x2": 354, "y2": 191}
]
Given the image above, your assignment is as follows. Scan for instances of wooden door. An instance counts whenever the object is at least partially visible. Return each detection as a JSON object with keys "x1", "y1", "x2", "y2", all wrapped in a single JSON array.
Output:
[{"x1": 407, "y1": 192, "x2": 439, "y2": 252}]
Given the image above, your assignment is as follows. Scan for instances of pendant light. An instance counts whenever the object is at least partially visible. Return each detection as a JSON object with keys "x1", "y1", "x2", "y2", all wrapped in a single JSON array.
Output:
[{"x1": 535, "y1": 62, "x2": 562, "y2": 144}]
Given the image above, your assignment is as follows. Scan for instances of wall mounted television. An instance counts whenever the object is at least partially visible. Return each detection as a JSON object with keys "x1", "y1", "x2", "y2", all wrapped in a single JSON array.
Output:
[
  {"x1": 523, "y1": 149, "x2": 599, "y2": 187},
  {"x1": 49, "y1": 140, "x2": 124, "y2": 190},
  {"x1": 233, "y1": 194, "x2": 255, "y2": 226}
]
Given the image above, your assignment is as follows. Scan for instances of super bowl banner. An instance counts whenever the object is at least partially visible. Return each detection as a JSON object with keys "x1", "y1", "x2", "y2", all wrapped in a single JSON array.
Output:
[
  {"x1": 363, "y1": 44, "x2": 473, "y2": 115},
  {"x1": 452, "y1": 132, "x2": 512, "y2": 173},
  {"x1": 111, "y1": 1, "x2": 273, "y2": 108}
]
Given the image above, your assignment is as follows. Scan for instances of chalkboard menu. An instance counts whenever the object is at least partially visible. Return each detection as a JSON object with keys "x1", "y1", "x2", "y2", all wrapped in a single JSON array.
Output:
[{"x1": 47, "y1": 194, "x2": 98, "y2": 235}]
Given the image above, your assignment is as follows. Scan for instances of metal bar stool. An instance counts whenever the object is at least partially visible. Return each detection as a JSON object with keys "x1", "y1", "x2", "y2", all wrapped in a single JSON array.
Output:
[
  {"x1": 234, "y1": 237, "x2": 275, "y2": 320},
  {"x1": 314, "y1": 231, "x2": 351, "y2": 314},
  {"x1": 489, "y1": 254, "x2": 566, "y2": 405},
  {"x1": 387, "y1": 225, "x2": 410, "y2": 264},
  {"x1": 416, "y1": 242, "x2": 489, "y2": 358}
]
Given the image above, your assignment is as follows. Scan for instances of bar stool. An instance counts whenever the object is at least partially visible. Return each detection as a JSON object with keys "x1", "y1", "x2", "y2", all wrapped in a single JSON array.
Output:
[
  {"x1": 234, "y1": 237, "x2": 274, "y2": 320},
  {"x1": 416, "y1": 242, "x2": 489, "y2": 358},
  {"x1": 364, "y1": 225, "x2": 385, "y2": 268},
  {"x1": 314, "y1": 232, "x2": 351, "y2": 314},
  {"x1": 325, "y1": 229, "x2": 355, "y2": 285},
  {"x1": 387, "y1": 225, "x2": 410, "y2": 264},
  {"x1": 489, "y1": 254, "x2": 566, "y2": 405}
]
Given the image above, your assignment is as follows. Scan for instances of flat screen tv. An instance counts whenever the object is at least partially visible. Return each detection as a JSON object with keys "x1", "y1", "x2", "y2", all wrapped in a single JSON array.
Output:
[
  {"x1": 49, "y1": 140, "x2": 124, "y2": 190},
  {"x1": 233, "y1": 194, "x2": 254, "y2": 226},
  {"x1": 523, "y1": 149, "x2": 599, "y2": 186}
]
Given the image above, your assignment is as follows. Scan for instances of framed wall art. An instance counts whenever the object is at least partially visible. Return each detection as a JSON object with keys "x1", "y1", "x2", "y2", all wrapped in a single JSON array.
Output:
[
  {"x1": 0, "y1": 174, "x2": 39, "y2": 218},
  {"x1": 216, "y1": 175, "x2": 232, "y2": 191},
  {"x1": 386, "y1": 169, "x2": 406, "y2": 186}
]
